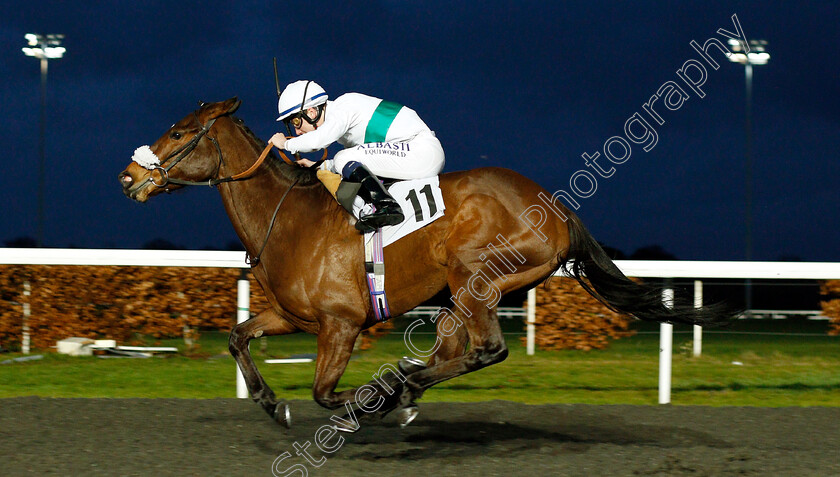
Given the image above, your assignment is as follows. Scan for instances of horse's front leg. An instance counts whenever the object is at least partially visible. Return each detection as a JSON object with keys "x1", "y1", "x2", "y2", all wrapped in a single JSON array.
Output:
[
  {"x1": 310, "y1": 311, "x2": 470, "y2": 431},
  {"x1": 310, "y1": 317, "x2": 362, "y2": 409},
  {"x1": 310, "y1": 316, "x2": 415, "y2": 433},
  {"x1": 229, "y1": 308, "x2": 299, "y2": 427}
]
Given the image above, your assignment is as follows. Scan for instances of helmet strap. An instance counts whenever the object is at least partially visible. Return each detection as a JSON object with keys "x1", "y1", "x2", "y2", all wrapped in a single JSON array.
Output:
[
  {"x1": 297, "y1": 80, "x2": 325, "y2": 129},
  {"x1": 305, "y1": 104, "x2": 326, "y2": 129}
]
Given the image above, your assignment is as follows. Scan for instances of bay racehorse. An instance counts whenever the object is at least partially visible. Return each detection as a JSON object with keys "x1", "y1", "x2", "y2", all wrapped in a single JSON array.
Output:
[{"x1": 119, "y1": 98, "x2": 734, "y2": 429}]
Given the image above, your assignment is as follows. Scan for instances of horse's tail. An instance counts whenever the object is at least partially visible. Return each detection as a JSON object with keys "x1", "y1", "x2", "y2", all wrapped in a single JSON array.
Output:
[{"x1": 559, "y1": 215, "x2": 737, "y2": 326}]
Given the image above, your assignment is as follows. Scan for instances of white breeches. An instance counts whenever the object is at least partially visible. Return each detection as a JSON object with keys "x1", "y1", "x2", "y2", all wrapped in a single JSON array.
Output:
[{"x1": 323, "y1": 131, "x2": 445, "y2": 180}]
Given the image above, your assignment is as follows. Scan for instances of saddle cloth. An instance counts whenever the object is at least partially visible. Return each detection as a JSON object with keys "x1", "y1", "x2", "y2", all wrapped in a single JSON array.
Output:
[
  {"x1": 358, "y1": 176, "x2": 445, "y2": 321},
  {"x1": 352, "y1": 175, "x2": 446, "y2": 247}
]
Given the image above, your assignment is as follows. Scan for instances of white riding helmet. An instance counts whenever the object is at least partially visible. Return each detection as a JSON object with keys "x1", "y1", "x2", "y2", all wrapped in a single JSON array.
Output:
[{"x1": 276, "y1": 80, "x2": 328, "y2": 121}]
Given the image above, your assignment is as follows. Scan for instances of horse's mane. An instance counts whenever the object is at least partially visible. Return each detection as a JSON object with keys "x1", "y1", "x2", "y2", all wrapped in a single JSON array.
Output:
[{"x1": 230, "y1": 115, "x2": 320, "y2": 186}]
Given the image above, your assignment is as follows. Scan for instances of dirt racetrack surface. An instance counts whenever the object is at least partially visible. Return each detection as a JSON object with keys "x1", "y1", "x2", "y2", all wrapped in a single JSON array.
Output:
[{"x1": 2, "y1": 397, "x2": 838, "y2": 476}]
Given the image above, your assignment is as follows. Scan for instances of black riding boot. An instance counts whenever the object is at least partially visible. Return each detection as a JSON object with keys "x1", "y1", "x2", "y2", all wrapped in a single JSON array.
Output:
[{"x1": 347, "y1": 165, "x2": 404, "y2": 232}]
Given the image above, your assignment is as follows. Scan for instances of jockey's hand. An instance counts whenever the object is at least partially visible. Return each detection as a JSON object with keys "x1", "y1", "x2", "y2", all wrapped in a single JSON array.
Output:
[
  {"x1": 296, "y1": 158, "x2": 316, "y2": 168},
  {"x1": 268, "y1": 133, "x2": 287, "y2": 150}
]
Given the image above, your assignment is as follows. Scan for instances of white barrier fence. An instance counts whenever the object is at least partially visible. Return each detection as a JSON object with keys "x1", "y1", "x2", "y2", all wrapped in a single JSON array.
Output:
[
  {"x1": 2, "y1": 249, "x2": 839, "y2": 403},
  {"x1": 530, "y1": 260, "x2": 840, "y2": 404},
  {"x1": 0, "y1": 248, "x2": 253, "y2": 398}
]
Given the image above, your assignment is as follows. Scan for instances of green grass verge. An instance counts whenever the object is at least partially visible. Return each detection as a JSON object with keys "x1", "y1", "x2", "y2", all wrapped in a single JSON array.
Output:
[{"x1": 1, "y1": 320, "x2": 838, "y2": 407}]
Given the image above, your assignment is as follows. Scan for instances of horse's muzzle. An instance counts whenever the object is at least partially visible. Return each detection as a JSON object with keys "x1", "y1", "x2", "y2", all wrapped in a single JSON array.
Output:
[
  {"x1": 119, "y1": 166, "x2": 150, "y2": 202},
  {"x1": 119, "y1": 170, "x2": 133, "y2": 190}
]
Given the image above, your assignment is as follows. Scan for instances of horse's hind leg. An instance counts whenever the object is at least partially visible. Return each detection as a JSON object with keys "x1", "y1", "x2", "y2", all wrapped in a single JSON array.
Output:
[
  {"x1": 229, "y1": 308, "x2": 299, "y2": 427},
  {"x1": 398, "y1": 262, "x2": 509, "y2": 410},
  {"x1": 428, "y1": 318, "x2": 469, "y2": 367}
]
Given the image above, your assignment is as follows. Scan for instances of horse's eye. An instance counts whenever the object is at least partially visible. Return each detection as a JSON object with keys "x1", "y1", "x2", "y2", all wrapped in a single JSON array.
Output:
[{"x1": 170, "y1": 132, "x2": 182, "y2": 140}]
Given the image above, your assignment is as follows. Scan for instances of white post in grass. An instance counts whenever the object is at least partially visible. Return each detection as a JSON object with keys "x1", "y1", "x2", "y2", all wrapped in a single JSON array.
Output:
[
  {"x1": 693, "y1": 280, "x2": 703, "y2": 357},
  {"x1": 22, "y1": 281, "x2": 31, "y2": 355},
  {"x1": 659, "y1": 285, "x2": 674, "y2": 404},
  {"x1": 526, "y1": 288, "x2": 536, "y2": 355},
  {"x1": 236, "y1": 272, "x2": 250, "y2": 399}
]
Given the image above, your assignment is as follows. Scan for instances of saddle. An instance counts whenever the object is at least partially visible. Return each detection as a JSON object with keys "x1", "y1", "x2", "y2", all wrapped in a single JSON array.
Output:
[{"x1": 319, "y1": 173, "x2": 446, "y2": 321}]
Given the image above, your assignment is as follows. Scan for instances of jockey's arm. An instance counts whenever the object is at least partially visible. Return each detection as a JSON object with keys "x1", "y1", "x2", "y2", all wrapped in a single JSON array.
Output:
[{"x1": 285, "y1": 108, "x2": 349, "y2": 154}]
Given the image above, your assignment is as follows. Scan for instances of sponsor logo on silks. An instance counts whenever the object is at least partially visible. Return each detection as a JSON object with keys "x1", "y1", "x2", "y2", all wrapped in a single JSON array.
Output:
[
  {"x1": 356, "y1": 142, "x2": 410, "y2": 151},
  {"x1": 355, "y1": 142, "x2": 410, "y2": 157}
]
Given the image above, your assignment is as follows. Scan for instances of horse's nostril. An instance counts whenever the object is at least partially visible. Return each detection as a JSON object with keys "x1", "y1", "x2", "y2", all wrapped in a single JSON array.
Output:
[{"x1": 120, "y1": 172, "x2": 133, "y2": 188}]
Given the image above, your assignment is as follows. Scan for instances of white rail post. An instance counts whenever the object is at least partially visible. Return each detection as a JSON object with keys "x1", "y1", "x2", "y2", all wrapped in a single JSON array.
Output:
[
  {"x1": 526, "y1": 288, "x2": 536, "y2": 355},
  {"x1": 236, "y1": 271, "x2": 250, "y2": 399},
  {"x1": 659, "y1": 283, "x2": 674, "y2": 404},
  {"x1": 22, "y1": 281, "x2": 31, "y2": 355},
  {"x1": 693, "y1": 280, "x2": 703, "y2": 357}
]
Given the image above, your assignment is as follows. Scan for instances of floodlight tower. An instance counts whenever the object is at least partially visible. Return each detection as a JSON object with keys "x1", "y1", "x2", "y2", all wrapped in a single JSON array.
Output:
[
  {"x1": 22, "y1": 33, "x2": 66, "y2": 247},
  {"x1": 728, "y1": 39, "x2": 769, "y2": 317}
]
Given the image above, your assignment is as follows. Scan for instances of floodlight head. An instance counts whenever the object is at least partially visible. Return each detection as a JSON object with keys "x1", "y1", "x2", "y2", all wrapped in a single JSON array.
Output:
[
  {"x1": 22, "y1": 33, "x2": 66, "y2": 59},
  {"x1": 727, "y1": 39, "x2": 769, "y2": 65}
]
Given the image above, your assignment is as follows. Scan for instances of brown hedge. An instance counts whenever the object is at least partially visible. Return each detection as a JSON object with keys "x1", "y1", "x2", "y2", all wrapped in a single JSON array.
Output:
[
  {"x1": 522, "y1": 277, "x2": 636, "y2": 351},
  {"x1": 25, "y1": 267, "x2": 832, "y2": 352},
  {"x1": 0, "y1": 265, "x2": 269, "y2": 350},
  {"x1": 820, "y1": 280, "x2": 840, "y2": 335},
  {"x1": 0, "y1": 265, "x2": 638, "y2": 352},
  {"x1": 0, "y1": 265, "x2": 418, "y2": 352}
]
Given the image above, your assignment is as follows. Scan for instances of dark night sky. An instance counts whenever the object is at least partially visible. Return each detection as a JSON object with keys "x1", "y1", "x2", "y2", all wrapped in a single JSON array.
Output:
[{"x1": 2, "y1": 1, "x2": 838, "y2": 261}]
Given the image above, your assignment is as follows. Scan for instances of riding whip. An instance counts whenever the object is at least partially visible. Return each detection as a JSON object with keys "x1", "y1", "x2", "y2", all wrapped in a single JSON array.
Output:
[{"x1": 273, "y1": 57, "x2": 282, "y2": 98}]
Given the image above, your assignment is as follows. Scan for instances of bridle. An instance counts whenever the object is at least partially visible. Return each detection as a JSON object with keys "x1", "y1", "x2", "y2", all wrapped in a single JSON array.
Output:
[
  {"x1": 146, "y1": 112, "x2": 232, "y2": 188},
  {"x1": 145, "y1": 111, "x2": 325, "y2": 189},
  {"x1": 137, "y1": 110, "x2": 328, "y2": 267}
]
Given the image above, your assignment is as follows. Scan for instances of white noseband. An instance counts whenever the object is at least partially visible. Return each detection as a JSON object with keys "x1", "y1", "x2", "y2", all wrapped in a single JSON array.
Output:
[{"x1": 131, "y1": 145, "x2": 160, "y2": 170}]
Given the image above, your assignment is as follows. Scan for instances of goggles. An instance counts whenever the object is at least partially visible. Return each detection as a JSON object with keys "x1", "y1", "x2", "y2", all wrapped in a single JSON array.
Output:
[{"x1": 285, "y1": 112, "x2": 305, "y2": 130}]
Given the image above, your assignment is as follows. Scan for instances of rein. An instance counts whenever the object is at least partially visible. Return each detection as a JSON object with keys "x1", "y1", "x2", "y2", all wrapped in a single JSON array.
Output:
[
  {"x1": 160, "y1": 130, "x2": 302, "y2": 267},
  {"x1": 150, "y1": 131, "x2": 269, "y2": 188},
  {"x1": 149, "y1": 122, "x2": 326, "y2": 188},
  {"x1": 275, "y1": 141, "x2": 328, "y2": 167},
  {"x1": 240, "y1": 142, "x2": 324, "y2": 266},
  {"x1": 161, "y1": 141, "x2": 276, "y2": 187},
  {"x1": 140, "y1": 113, "x2": 327, "y2": 267},
  {"x1": 246, "y1": 174, "x2": 301, "y2": 267}
]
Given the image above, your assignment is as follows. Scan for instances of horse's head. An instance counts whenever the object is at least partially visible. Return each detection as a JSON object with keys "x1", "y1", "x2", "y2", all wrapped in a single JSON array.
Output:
[{"x1": 119, "y1": 97, "x2": 241, "y2": 202}]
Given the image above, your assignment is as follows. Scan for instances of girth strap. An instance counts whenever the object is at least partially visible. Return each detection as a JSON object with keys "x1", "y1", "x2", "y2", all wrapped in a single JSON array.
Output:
[{"x1": 364, "y1": 228, "x2": 391, "y2": 322}]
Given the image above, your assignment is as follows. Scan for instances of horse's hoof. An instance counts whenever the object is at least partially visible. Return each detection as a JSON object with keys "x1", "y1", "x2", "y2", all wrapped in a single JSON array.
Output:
[
  {"x1": 398, "y1": 357, "x2": 427, "y2": 375},
  {"x1": 333, "y1": 423, "x2": 360, "y2": 434},
  {"x1": 273, "y1": 402, "x2": 291, "y2": 429},
  {"x1": 333, "y1": 411, "x2": 361, "y2": 434},
  {"x1": 397, "y1": 405, "x2": 419, "y2": 428}
]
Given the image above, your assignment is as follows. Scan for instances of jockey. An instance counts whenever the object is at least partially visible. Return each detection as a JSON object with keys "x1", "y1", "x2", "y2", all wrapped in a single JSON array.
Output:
[{"x1": 269, "y1": 80, "x2": 445, "y2": 232}]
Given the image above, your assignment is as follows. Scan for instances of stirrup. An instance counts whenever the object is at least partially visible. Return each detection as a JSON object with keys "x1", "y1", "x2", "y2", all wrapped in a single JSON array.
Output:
[
  {"x1": 346, "y1": 163, "x2": 404, "y2": 231},
  {"x1": 355, "y1": 206, "x2": 404, "y2": 232}
]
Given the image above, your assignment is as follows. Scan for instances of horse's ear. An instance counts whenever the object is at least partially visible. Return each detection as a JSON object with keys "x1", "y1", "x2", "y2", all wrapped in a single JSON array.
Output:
[
  {"x1": 224, "y1": 97, "x2": 241, "y2": 114},
  {"x1": 202, "y1": 97, "x2": 242, "y2": 120}
]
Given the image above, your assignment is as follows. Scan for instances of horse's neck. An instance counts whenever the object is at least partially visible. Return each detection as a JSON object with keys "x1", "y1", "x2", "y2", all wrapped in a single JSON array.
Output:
[{"x1": 214, "y1": 123, "x2": 319, "y2": 256}]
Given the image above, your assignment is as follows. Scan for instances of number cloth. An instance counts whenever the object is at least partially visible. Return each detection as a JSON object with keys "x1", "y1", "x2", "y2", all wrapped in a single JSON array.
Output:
[{"x1": 351, "y1": 176, "x2": 446, "y2": 247}]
